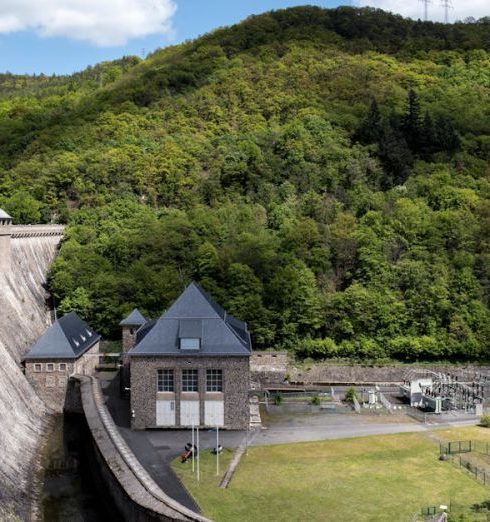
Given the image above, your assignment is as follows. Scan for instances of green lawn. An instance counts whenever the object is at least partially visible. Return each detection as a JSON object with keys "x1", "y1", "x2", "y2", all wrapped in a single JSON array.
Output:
[{"x1": 172, "y1": 430, "x2": 490, "y2": 522}]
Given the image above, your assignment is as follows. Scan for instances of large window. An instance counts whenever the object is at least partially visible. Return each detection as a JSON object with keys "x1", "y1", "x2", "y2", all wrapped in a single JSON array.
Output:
[
  {"x1": 157, "y1": 369, "x2": 174, "y2": 392},
  {"x1": 182, "y1": 369, "x2": 198, "y2": 392},
  {"x1": 206, "y1": 369, "x2": 223, "y2": 392},
  {"x1": 180, "y1": 338, "x2": 200, "y2": 350}
]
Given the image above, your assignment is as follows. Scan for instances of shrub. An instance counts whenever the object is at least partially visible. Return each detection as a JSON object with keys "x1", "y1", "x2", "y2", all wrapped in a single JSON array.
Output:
[
  {"x1": 273, "y1": 393, "x2": 283, "y2": 405},
  {"x1": 345, "y1": 387, "x2": 359, "y2": 403},
  {"x1": 480, "y1": 414, "x2": 490, "y2": 427},
  {"x1": 310, "y1": 395, "x2": 321, "y2": 406}
]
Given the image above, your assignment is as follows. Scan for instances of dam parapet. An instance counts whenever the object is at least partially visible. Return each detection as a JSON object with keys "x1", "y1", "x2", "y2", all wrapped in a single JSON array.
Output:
[{"x1": 76, "y1": 375, "x2": 211, "y2": 522}]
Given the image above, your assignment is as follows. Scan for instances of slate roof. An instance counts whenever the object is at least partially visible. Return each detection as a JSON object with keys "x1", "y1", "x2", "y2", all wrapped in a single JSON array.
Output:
[
  {"x1": 119, "y1": 308, "x2": 147, "y2": 326},
  {"x1": 0, "y1": 208, "x2": 12, "y2": 220},
  {"x1": 130, "y1": 282, "x2": 252, "y2": 357},
  {"x1": 24, "y1": 312, "x2": 101, "y2": 360}
]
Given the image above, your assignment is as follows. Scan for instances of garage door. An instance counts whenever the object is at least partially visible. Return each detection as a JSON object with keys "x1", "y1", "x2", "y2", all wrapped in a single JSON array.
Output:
[
  {"x1": 180, "y1": 400, "x2": 200, "y2": 426},
  {"x1": 204, "y1": 400, "x2": 224, "y2": 427},
  {"x1": 156, "y1": 400, "x2": 175, "y2": 426}
]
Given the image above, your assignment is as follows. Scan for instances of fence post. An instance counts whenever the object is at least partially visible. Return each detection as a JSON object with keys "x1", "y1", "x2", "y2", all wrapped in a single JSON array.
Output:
[{"x1": 459, "y1": 455, "x2": 461, "y2": 468}]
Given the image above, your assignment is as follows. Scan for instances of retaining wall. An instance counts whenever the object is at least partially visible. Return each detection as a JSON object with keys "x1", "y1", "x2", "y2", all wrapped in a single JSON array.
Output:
[{"x1": 289, "y1": 365, "x2": 490, "y2": 385}]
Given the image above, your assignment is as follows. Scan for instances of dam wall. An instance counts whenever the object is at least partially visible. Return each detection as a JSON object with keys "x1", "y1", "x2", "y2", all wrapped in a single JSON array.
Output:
[{"x1": 0, "y1": 226, "x2": 64, "y2": 519}]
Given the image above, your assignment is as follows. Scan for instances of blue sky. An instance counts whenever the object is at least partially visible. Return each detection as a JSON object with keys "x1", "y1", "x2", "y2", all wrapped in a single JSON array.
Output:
[
  {"x1": 0, "y1": 0, "x2": 487, "y2": 75},
  {"x1": 0, "y1": 1, "x2": 339, "y2": 75}
]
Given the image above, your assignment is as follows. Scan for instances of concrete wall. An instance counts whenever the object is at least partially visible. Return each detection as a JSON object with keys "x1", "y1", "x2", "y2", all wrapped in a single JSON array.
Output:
[
  {"x1": 25, "y1": 342, "x2": 100, "y2": 412},
  {"x1": 289, "y1": 364, "x2": 490, "y2": 385},
  {"x1": 78, "y1": 376, "x2": 210, "y2": 522},
  {"x1": 130, "y1": 356, "x2": 249, "y2": 430},
  {"x1": 0, "y1": 230, "x2": 63, "y2": 519}
]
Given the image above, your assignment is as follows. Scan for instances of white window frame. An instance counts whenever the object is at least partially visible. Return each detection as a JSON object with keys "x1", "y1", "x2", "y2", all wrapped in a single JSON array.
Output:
[
  {"x1": 182, "y1": 369, "x2": 199, "y2": 392},
  {"x1": 46, "y1": 363, "x2": 55, "y2": 372},
  {"x1": 34, "y1": 363, "x2": 42, "y2": 372},
  {"x1": 206, "y1": 369, "x2": 223, "y2": 392},
  {"x1": 59, "y1": 363, "x2": 67, "y2": 371},
  {"x1": 157, "y1": 369, "x2": 174, "y2": 392}
]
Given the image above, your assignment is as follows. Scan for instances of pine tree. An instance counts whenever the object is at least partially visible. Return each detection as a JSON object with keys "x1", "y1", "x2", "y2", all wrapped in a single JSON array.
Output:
[
  {"x1": 356, "y1": 99, "x2": 382, "y2": 144},
  {"x1": 402, "y1": 89, "x2": 422, "y2": 153},
  {"x1": 379, "y1": 113, "x2": 414, "y2": 187},
  {"x1": 435, "y1": 115, "x2": 461, "y2": 154},
  {"x1": 419, "y1": 111, "x2": 437, "y2": 159}
]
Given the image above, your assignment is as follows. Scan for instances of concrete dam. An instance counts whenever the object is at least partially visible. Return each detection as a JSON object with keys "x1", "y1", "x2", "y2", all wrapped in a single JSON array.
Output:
[{"x1": 0, "y1": 223, "x2": 64, "y2": 520}]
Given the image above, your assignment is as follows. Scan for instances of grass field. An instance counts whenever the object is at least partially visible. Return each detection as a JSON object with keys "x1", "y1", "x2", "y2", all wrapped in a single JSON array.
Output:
[{"x1": 172, "y1": 428, "x2": 490, "y2": 522}]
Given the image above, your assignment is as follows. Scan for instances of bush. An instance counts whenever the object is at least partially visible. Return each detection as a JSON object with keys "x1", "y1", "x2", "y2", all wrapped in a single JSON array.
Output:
[
  {"x1": 480, "y1": 414, "x2": 490, "y2": 427},
  {"x1": 345, "y1": 387, "x2": 359, "y2": 403},
  {"x1": 310, "y1": 395, "x2": 321, "y2": 406},
  {"x1": 273, "y1": 393, "x2": 283, "y2": 405}
]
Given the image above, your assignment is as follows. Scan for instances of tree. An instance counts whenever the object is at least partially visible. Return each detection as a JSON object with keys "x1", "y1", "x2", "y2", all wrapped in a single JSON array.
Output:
[{"x1": 402, "y1": 89, "x2": 422, "y2": 152}]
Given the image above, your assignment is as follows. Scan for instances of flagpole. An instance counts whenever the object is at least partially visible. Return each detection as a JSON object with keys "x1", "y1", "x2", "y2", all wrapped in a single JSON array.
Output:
[
  {"x1": 191, "y1": 424, "x2": 195, "y2": 473},
  {"x1": 216, "y1": 425, "x2": 220, "y2": 476},
  {"x1": 197, "y1": 426, "x2": 200, "y2": 482}
]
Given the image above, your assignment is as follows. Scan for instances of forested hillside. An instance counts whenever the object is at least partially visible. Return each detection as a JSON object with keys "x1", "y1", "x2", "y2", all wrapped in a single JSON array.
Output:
[{"x1": 1, "y1": 6, "x2": 489, "y2": 361}]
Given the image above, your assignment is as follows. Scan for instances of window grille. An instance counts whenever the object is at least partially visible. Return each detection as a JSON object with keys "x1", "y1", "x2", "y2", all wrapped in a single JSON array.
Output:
[
  {"x1": 206, "y1": 369, "x2": 223, "y2": 392},
  {"x1": 182, "y1": 369, "x2": 198, "y2": 392},
  {"x1": 157, "y1": 369, "x2": 174, "y2": 392}
]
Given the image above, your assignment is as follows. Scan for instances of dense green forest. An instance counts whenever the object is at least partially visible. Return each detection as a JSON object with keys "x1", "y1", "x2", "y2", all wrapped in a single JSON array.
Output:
[{"x1": 1, "y1": 6, "x2": 489, "y2": 361}]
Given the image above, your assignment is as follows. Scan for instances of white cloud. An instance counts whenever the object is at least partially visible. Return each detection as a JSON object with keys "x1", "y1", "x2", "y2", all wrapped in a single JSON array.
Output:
[
  {"x1": 357, "y1": 0, "x2": 489, "y2": 23},
  {"x1": 0, "y1": 0, "x2": 177, "y2": 46}
]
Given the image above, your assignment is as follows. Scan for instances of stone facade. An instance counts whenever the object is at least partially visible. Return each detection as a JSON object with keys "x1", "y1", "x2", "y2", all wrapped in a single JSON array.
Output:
[
  {"x1": 131, "y1": 356, "x2": 250, "y2": 430},
  {"x1": 24, "y1": 341, "x2": 100, "y2": 412},
  {"x1": 122, "y1": 326, "x2": 138, "y2": 354}
]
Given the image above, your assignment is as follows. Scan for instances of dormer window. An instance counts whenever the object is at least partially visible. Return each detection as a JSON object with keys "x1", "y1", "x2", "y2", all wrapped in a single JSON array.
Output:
[
  {"x1": 179, "y1": 319, "x2": 202, "y2": 351},
  {"x1": 180, "y1": 338, "x2": 200, "y2": 350}
]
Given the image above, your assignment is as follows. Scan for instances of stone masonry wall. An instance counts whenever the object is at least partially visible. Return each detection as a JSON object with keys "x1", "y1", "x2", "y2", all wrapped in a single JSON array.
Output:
[
  {"x1": 25, "y1": 342, "x2": 100, "y2": 412},
  {"x1": 122, "y1": 326, "x2": 138, "y2": 354},
  {"x1": 131, "y1": 356, "x2": 249, "y2": 430}
]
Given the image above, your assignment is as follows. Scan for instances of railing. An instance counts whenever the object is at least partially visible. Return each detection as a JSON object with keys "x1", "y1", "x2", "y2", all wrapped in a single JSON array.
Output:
[{"x1": 11, "y1": 224, "x2": 65, "y2": 238}]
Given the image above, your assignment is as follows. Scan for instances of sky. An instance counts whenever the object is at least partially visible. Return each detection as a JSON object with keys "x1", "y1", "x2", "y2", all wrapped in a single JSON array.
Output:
[{"x1": 0, "y1": 0, "x2": 488, "y2": 76}]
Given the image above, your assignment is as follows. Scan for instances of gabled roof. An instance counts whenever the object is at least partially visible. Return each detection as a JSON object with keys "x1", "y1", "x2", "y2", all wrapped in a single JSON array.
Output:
[
  {"x1": 24, "y1": 312, "x2": 101, "y2": 360},
  {"x1": 130, "y1": 282, "x2": 252, "y2": 357},
  {"x1": 0, "y1": 208, "x2": 12, "y2": 220},
  {"x1": 119, "y1": 308, "x2": 147, "y2": 326}
]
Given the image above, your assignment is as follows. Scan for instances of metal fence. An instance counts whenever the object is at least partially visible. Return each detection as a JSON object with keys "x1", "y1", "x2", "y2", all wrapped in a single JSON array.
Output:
[
  {"x1": 448, "y1": 453, "x2": 490, "y2": 486},
  {"x1": 440, "y1": 440, "x2": 490, "y2": 489},
  {"x1": 440, "y1": 440, "x2": 490, "y2": 456}
]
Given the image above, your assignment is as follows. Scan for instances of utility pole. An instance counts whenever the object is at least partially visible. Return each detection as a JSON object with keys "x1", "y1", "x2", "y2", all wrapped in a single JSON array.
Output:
[
  {"x1": 441, "y1": 0, "x2": 453, "y2": 23},
  {"x1": 419, "y1": 0, "x2": 431, "y2": 21}
]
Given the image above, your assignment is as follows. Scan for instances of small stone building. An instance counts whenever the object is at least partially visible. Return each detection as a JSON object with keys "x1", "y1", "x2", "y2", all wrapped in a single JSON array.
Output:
[
  {"x1": 129, "y1": 282, "x2": 252, "y2": 430},
  {"x1": 23, "y1": 312, "x2": 101, "y2": 411},
  {"x1": 120, "y1": 309, "x2": 147, "y2": 354}
]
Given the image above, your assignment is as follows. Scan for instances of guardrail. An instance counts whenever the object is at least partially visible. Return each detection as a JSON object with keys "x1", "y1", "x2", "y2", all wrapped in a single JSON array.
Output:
[
  {"x1": 78, "y1": 375, "x2": 211, "y2": 522},
  {"x1": 11, "y1": 225, "x2": 65, "y2": 238}
]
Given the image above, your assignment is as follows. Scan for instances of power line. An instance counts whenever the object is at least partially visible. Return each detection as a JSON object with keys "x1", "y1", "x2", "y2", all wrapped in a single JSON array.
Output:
[
  {"x1": 441, "y1": 0, "x2": 453, "y2": 23},
  {"x1": 419, "y1": 0, "x2": 432, "y2": 21}
]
